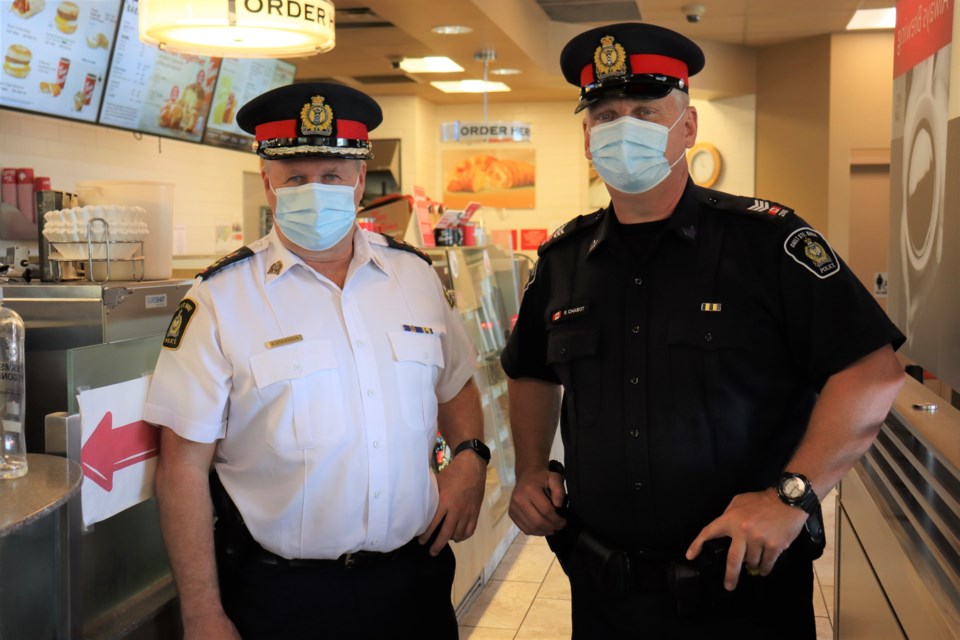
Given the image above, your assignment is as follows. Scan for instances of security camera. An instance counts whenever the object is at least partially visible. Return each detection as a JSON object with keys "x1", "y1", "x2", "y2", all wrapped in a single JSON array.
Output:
[{"x1": 683, "y1": 4, "x2": 705, "y2": 23}]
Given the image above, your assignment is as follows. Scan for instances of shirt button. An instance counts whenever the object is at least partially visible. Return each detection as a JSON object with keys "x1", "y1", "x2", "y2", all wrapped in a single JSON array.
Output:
[
  {"x1": 357, "y1": 339, "x2": 365, "y2": 347},
  {"x1": 634, "y1": 482, "x2": 643, "y2": 490},
  {"x1": 374, "y1": 490, "x2": 382, "y2": 498},
  {"x1": 631, "y1": 325, "x2": 640, "y2": 334},
  {"x1": 373, "y1": 440, "x2": 380, "y2": 448},
  {"x1": 367, "y1": 388, "x2": 376, "y2": 397},
  {"x1": 630, "y1": 429, "x2": 639, "y2": 438},
  {"x1": 371, "y1": 538, "x2": 379, "y2": 544},
  {"x1": 630, "y1": 377, "x2": 639, "y2": 385},
  {"x1": 292, "y1": 363, "x2": 302, "y2": 372},
  {"x1": 559, "y1": 347, "x2": 567, "y2": 356},
  {"x1": 704, "y1": 333, "x2": 713, "y2": 342},
  {"x1": 634, "y1": 278, "x2": 643, "y2": 285}
]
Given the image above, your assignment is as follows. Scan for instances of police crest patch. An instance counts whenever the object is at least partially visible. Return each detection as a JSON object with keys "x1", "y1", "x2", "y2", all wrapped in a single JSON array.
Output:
[
  {"x1": 784, "y1": 228, "x2": 840, "y2": 279},
  {"x1": 163, "y1": 298, "x2": 197, "y2": 350}
]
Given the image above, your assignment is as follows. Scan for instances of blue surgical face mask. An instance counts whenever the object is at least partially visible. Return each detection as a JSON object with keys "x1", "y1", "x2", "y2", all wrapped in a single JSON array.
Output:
[
  {"x1": 270, "y1": 178, "x2": 359, "y2": 252},
  {"x1": 589, "y1": 109, "x2": 688, "y2": 194}
]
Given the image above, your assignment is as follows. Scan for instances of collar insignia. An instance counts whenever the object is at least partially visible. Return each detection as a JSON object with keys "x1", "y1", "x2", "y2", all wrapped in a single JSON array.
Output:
[
  {"x1": 267, "y1": 260, "x2": 283, "y2": 275},
  {"x1": 300, "y1": 95, "x2": 333, "y2": 137},
  {"x1": 594, "y1": 35, "x2": 627, "y2": 81}
]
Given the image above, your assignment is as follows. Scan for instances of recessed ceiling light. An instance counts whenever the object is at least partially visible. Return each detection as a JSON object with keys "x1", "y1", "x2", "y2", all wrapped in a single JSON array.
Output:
[
  {"x1": 489, "y1": 68, "x2": 522, "y2": 76},
  {"x1": 431, "y1": 24, "x2": 473, "y2": 35},
  {"x1": 398, "y1": 56, "x2": 465, "y2": 73},
  {"x1": 846, "y1": 8, "x2": 896, "y2": 30},
  {"x1": 430, "y1": 80, "x2": 511, "y2": 93}
]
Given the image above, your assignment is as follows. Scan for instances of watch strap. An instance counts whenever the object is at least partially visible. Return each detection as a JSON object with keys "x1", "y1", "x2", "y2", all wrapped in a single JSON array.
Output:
[{"x1": 453, "y1": 438, "x2": 490, "y2": 464}]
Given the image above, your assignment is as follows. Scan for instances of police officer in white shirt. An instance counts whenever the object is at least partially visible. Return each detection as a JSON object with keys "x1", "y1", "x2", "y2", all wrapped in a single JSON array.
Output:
[{"x1": 144, "y1": 82, "x2": 487, "y2": 640}]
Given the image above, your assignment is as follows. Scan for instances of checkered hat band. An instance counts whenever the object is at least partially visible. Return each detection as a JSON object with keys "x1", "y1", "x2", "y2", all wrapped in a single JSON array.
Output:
[{"x1": 255, "y1": 118, "x2": 369, "y2": 142}]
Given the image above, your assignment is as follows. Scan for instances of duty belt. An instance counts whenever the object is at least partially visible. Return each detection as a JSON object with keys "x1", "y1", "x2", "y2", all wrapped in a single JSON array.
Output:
[{"x1": 251, "y1": 538, "x2": 418, "y2": 570}]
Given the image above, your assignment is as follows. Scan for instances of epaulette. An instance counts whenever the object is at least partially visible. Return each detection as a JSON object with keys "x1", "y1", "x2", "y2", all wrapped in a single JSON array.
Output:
[
  {"x1": 381, "y1": 233, "x2": 432, "y2": 265},
  {"x1": 702, "y1": 189, "x2": 794, "y2": 222},
  {"x1": 196, "y1": 247, "x2": 255, "y2": 281},
  {"x1": 538, "y1": 209, "x2": 604, "y2": 256}
]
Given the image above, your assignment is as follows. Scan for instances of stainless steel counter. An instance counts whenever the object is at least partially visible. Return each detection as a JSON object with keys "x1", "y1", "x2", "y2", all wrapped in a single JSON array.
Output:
[
  {"x1": 836, "y1": 376, "x2": 960, "y2": 639},
  {"x1": 0, "y1": 453, "x2": 81, "y2": 536}
]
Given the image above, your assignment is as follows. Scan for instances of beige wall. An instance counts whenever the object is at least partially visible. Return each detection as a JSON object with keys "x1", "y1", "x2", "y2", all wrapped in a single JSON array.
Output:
[
  {"x1": 1, "y1": 30, "x2": 894, "y2": 261},
  {"x1": 828, "y1": 31, "x2": 895, "y2": 256},
  {"x1": 756, "y1": 35, "x2": 832, "y2": 234}
]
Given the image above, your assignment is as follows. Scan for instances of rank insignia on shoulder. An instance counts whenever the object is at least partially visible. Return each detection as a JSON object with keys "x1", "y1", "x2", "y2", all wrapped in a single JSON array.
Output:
[
  {"x1": 197, "y1": 247, "x2": 255, "y2": 281},
  {"x1": 381, "y1": 233, "x2": 432, "y2": 265},
  {"x1": 538, "y1": 210, "x2": 604, "y2": 256},
  {"x1": 784, "y1": 227, "x2": 841, "y2": 279},
  {"x1": 162, "y1": 298, "x2": 197, "y2": 350},
  {"x1": 267, "y1": 260, "x2": 283, "y2": 275},
  {"x1": 708, "y1": 192, "x2": 794, "y2": 222},
  {"x1": 700, "y1": 303, "x2": 722, "y2": 312}
]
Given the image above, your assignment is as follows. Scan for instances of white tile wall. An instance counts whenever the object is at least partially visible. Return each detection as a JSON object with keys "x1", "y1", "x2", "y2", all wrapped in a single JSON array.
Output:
[{"x1": 0, "y1": 108, "x2": 259, "y2": 256}]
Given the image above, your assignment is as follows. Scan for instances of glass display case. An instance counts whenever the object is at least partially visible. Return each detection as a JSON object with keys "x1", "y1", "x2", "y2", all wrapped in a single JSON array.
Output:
[{"x1": 424, "y1": 244, "x2": 521, "y2": 610}]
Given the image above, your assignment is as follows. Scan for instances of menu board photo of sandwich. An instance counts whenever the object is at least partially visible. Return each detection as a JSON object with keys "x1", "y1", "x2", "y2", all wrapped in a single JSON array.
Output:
[
  {"x1": 203, "y1": 58, "x2": 296, "y2": 151},
  {"x1": 98, "y1": 0, "x2": 219, "y2": 142},
  {"x1": 1, "y1": 0, "x2": 121, "y2": 122}
]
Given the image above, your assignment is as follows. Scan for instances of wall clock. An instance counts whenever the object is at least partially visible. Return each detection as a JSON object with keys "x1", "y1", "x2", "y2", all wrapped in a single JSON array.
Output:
[{"x1": 687, "y1": 142, "x2": 722, "y2": 188}]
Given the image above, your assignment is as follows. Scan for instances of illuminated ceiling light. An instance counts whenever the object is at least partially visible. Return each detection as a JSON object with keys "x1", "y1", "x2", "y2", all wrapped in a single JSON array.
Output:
[
  {"x1": 489, "y1": 68, "x2": 522, "y2": 76},
  {"x1": 139, "y1": 0, "x2": 335, "y2": 58},
  {"x1": 398, "y1": 56, "x2": 465, "y2": 73},
  {"x1": 430, "y1": 80, "x2": 511, "y2": 93},
  {"x1": 431, "y1": 24, "x2": 473, "y2": 35},
  {"x1": 846, "y1": 8, "x2": 896, "y2": 30}
]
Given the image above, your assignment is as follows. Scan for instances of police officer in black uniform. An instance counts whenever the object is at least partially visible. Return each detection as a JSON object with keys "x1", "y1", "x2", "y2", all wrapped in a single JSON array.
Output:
[{"x1": 501, "y1": 22, "x2": 906, "y2": 638}]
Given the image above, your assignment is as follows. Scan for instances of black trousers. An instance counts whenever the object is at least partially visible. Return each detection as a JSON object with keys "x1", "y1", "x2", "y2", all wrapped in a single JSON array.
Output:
[
  {"x1": 562, "y1": 545, "x2": 816, "y2": 640},
  {"x1": 218, "y1": 541, "x2": 458, "y2": 639}
]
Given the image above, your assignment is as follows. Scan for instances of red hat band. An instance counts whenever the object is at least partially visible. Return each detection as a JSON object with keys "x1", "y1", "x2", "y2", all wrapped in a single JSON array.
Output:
[
  {"x1": 580, "y1": 53, "x2": 689, "y2": 89},
  {"x1": 255, "y1": 119, "x2": 369, "y2": 142}
]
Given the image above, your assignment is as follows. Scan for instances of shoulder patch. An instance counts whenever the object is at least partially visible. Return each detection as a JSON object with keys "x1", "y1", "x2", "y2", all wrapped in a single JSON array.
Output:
[
  {"x1": 538, "y1": 209, "x2": 604, "y2": 256},
  {"x1": 784, "y1": 227, "x2": 841, "y2": 279},
  {"x1": 705, "y1": 191, "x2": 794, "y2": 222},
  {"x1": 197, "y1": 247, "x2": 255, "y2": 281},
  {"x1": 162, "y1": 298, "x2": 197, "y2": 350},
  {"x1": 381, "y1": 233, "x2": 432, "y2": 265}
]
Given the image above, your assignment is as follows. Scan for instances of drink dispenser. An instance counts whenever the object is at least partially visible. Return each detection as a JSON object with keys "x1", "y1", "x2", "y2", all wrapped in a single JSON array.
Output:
[{"x1": 75, "y1": 181, "x2": 174, "y2": 280}]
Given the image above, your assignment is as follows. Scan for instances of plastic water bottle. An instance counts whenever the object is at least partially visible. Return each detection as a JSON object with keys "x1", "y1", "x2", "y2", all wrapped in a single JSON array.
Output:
[{"x1": 0, "y1": 291, "x2": 26, "y2": 479}]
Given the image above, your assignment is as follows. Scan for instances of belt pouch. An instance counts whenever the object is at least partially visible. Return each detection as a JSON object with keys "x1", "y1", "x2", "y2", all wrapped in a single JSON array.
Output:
[{"x1": 574, "y1": 530, "x2": 632, "y2": 596}]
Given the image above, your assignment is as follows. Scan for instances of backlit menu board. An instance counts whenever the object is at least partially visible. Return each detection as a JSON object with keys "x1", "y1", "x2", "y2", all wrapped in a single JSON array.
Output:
[
  {"x1": 98, "y1": 0, "x2": 219, "y2": 142},
  {"x1": 203, "y1": 58, "x2": 296, "y2": 151},
  {"x1": 0, "y1": 0, "x2": 121, "y2": 122}
]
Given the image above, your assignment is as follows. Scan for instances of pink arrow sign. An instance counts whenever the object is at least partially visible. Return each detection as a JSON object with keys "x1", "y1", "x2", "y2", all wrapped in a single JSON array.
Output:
[{"x1": 81, "y1": 411, "x2": 160, "y2": 492}]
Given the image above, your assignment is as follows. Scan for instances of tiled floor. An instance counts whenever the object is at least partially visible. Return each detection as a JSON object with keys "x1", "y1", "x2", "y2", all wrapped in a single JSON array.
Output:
[{"x1": 459, "y1": 490, "x2": 839, "y2": 640}]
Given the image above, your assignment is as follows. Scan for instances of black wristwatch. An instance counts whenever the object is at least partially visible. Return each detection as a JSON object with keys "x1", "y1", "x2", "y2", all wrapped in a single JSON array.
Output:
[
  {"x1": 453, "y1": 439, "x2": 491, "y2": 465},
  {"x1": 775, "y1": 472, "x2": 819, "y2": 514}
]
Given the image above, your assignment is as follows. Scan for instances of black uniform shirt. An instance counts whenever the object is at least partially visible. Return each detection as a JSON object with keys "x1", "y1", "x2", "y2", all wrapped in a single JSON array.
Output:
[{"x1": 501, "y1": 180, "x2": 905, "y2": 554}]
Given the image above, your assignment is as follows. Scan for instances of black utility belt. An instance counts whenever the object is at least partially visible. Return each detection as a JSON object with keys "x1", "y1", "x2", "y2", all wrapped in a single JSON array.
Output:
[{"x1": 252, "y1": 537, "x2": 418, "y2": 570}]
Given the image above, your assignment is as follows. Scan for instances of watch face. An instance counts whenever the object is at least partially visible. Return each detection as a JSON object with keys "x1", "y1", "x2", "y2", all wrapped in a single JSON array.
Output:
[{"x1": 783, "y1": 476, "x2": 806, "y2": 499}]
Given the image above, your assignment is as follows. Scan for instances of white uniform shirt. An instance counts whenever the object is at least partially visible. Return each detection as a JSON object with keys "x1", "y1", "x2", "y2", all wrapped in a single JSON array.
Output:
[{"x1": 144, "y1": 228, "x2": 477, "y2": 559}]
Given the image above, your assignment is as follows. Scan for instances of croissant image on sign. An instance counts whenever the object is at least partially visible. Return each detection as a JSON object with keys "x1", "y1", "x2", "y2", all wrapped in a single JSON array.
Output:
[{"x1": 442, "y1": 149, "x2": 536, "y2": 209}]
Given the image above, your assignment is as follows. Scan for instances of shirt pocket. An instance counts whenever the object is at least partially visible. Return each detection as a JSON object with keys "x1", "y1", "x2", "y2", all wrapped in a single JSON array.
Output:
[
  {"x1": 546, "y1": 328, "x2": 600, "y2": 426},
  {"x1": 667, "y1": 313, "x2": 751, "y2": 419},
  {"x1": 249, "y1": 340, "x2": 345, "y2": 450},
  {"x1": 388, "y1": 331, "x2": 444, "y2": 432}
]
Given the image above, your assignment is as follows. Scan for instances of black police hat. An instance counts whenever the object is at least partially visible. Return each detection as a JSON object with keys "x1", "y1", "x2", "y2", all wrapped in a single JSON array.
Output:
[
  {"x1": 236, "y1": 82, "x2": 383, "y2": 160},
  {"x1": 560, "y1": 23, "x2": 705, "y2": 113}
]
